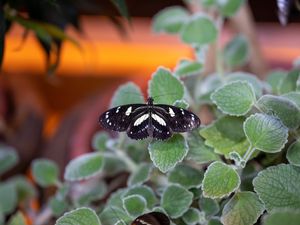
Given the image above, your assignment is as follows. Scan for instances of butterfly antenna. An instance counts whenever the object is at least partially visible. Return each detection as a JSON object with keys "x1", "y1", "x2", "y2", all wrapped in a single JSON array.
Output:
[{"x1": 109, "y1": 206, "x2": 129, "y2": 225}]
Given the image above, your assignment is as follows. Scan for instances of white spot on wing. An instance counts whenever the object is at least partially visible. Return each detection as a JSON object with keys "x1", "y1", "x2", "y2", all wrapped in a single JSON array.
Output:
[
  {"x1": 116, "y1": 107, "x2": 120, "y2": 113},
  {"x1": 181, "y1": 109, "x2": 185, "y2": 115},
  {"x1": 169, "y1": 107, "x2": 175, "y2": 117},
  {"x1": 152, "y1": 114, "x2": 166, "y2": 126},
  {"x1": 105, "y1": 114, "x2": 109, "y2": 119},
  {"x1": 125, "y1": 107, "x2": 132, "y2": 116},
  {"x1": 134, "y1": 114, "x2": 149, "y2": 126}
]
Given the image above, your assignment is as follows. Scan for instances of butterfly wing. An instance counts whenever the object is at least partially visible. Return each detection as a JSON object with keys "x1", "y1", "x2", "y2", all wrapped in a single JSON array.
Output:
[
  {"x1": 150, "y1": 110, "x2": 173, "y2": 140},
  {"x1": 154, "y1": 105, "x2": 200, "y2": 132},
  {"x1": 132, "y1": 212, "x2": 170, "y2": 225},
  {"x1": 99, "y1": 104, "x2": 145, "y2": 131},
  {"x1": 127, "y1": 111, "x2": 151, "y2": 140}
]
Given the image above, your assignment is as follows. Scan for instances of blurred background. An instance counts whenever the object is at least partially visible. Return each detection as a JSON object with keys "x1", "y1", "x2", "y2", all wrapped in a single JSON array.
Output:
[{"x1": 0, "y1": 0, "x2": 300, "y2": 175}]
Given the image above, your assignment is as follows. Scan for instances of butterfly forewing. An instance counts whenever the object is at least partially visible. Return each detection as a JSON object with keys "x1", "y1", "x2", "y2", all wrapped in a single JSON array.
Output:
[
  {"x1": 99, "y1": 104, "x2": 145, "y2": 131},
  {"x1": 154, "y1": 105, "x2": 200, "y2": 132},
  {"x1": 127, "y1": 111, "x2": 151, "y2": 140},
  {"x1": 132, "y1": 212, "x2": 170, "y2": 225}
]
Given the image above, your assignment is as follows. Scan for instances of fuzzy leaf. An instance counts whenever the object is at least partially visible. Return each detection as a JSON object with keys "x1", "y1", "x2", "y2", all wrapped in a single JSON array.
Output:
[
  {"x1": 0, "y1": 183, "x2": 17, "y2": 214},
  {"x1": 110, "y1": 82, "x2": 144, "y2": 108},
  {"x1": 287, "y1": 140, "x2": 300, "y2": 166},
  {"x1": 92, "y1": 131, "x2": 109, "y2": 151},
  {"x1": 187, "y1": 128, "x2": 220, "y2": 164},
  {"x1": 64, "y1": 153, "x2": 104, "y2": 181},
  {"x1": 174, "y1": 59, "x2": 203, "y2": 78},
  {"x1": 266, "y1": 70, "x2": 287, "y2": 94},
  {"x1": 148, "y1": 67, "x2": 184, "y2": 104},
  {"x1": 226, "y1": 72, "x2": 263, "y2": 97},
  {"x1": 127, "y1": 163, "x2": 153, "y2": 186},
  {"x1": 199, "y1": 195, "x2": 220, "y2": 217},
  {"x1": 202, "y1": 162, "x2": 240, "y2": 199},
  {"x1": 152, "y1": 6, "x2": 189, "y2": 34},
  {"x1": 278, "y1": 69, "x2": 300, "y2": 94},
  {"x1": 161, "y1": 184, "x2": 193, "y2": 218},
  {"x1": 99, "y1": 206, "x2": 130, "y2": 225},
  {"x1": 173, "y1": 99, "x2": 189, "y2": 109},
  {"x1": 123, "y1": 195, "x2": 146, "y2": 217},
  {"x1": 217, "y1": 0, "x2": 244, "y2": 17},
  {"x1": 243, "y1": 113, "x2": 288, "y2": 153},
  {"x1": 124, "y1": 185, "x2": 157, "y2": 209},
  {"x1": 223, "y1": 35, "x2": 249, "y2": 67},
  {"x1": 221, "y1": 192, "x2": 264, "y2": 225},
  {"x1": 263, "y1": 209, "x2": 300, "y2": 225},
  {"x1": 56, "y1": 207, "x2": 101, "y2": 225},
  {"x1": 202, "y1": 0, "x2": 217, "y2": 7},
  {"x1": 7, "y1": 212, "x2": 26, "y2": 225},
  {"x1": 282, "y1": 92, "x2": 300, "y2": 108},
  {"x1": 8, "y1": 176, "x2": 36, "y2": 202},
  {"x1": 168, "y1": 164, "x2": 204, "y2": 189},
  {"x1": 148, "y1": 134, "x2": 188, "y2": 173},
  {"x1": 32, "y1": 159, "x2": 59, "y2": 187},
  {"x1": 0, "y1": 146, "x2": 19, "y2": 175},
  {"x1": 49, "y1": 197, "x2": 69, "y2": 217},
  {"x1": 182, "y1": 208, "x2": 203, "y2": 225},
  {"x1": 211, "y1": 81, "x2": 256, "y2": 116},
  {"x1": 180, "y1": 14, "x2": 217, "y2": 45},
  {"x1": 253, "y1": 164, "x2": 300, "y2": 211},
  {"x1": 200, "y1": 116, "x2": 249, "y2": 156},
  {"x1": 256, "y1": 95, "x2": 300, "y2": 129}
]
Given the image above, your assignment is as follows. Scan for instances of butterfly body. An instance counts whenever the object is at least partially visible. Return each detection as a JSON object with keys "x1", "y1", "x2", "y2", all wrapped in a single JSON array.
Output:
[{"x1": 99, "y1": 97, "x2": 200, "y2": 140}]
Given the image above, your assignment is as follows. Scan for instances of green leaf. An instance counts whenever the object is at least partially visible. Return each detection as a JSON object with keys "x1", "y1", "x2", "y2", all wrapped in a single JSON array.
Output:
[
  {"x1": 99, "y1": 206, "x2": 130, "y2": 225},
  {"x1": 256, "y1": 95, "x2": 300, "y2": 129},
  {"x1": 278, "y1": 69, "x2": 300, "y2": 94},
  {"x1": 202, "y1": 162, "x2": 240, "y2": 199},
  {"x1": 200, "y1": 116, "x2": 250, "y2": 156},
  {"x1": 124, "y1": 185, "x2": 157, "y2": 209},
  {"x1": 253, "y1": 164, "x2": 300, "y2": 211},
  {"x1": 221, "y1": 191, "x2": 264, "y2": 225},
  {"x1": 174, "y1": 59, "x2": 203, "y2": 78},
  {"x1": 107, "y1": 188, "x2": 127, "y2": 209},
  {"x1": 186, "y1": 128, "x2": 220, "y2": 164},
  {"x1": 123, "y1": 195, "x2": 146, "y2": 217},
  {"x1": 32, "y1": 159, "x2": 59, "y2": 187},
  {"x1": 7, "y1": 212, "x2": 26, "y2": 225},
  {"x1": 216, "y1": 0, "x2": 244, "y2": 17},
  {"x1": 64, "y1": 153, "x2": 104, "y2": 181},
  {"x1": 287, "y1": 140, "x2": 300, "y2": 166},
  {"x1": 263, "y1": 209, "x2": 300, "y2": 225},
  {"x1": 49, "y1": 197, "x2": 69, "y2": 217},
  {"x1": 8, "y1": 176, "x2": 36, "y2": 202},
  {"x1": 180, "y1": 14, "x2": 218, "y2": 45},
  {"x1": 110, "y1": 82, "x2": 144, "y2": 108},
  {"x1": 243, "y1": 113, "x2": 288, "y2": 153},
  {"x1": 223, "y1": 35, "x2": 249, "y2": 67},
  {"x1": 199, "y1": 195, "x2": 220, "y2": 217},
  {"x1": 92, "y1": 131, "x2": 109, "y2": 151},
  {"x1": 173, "y1": 99, "x2": 189, "y2": 109},
  {"x1": 201, "y1": 0, "x2": 217, "y2": 7},
  {"x1": 182, "y1": 208, "x2": 204, "y2": 225},
  {"x1": 208, "y1": 218, "x2": 223, "y2": 225},
  {"x1": 56, "y1": 207, "x2": 101, "y2": 225},
  {"x1": 110, "y1": 0, "x2": 130, "y2": 21},
  {"x1": 0, "y1": 183, "x2": 17, "y2": 214},
  {"x1": 266, "y1": 70, "x2": 287, "y2": 94},
  {"x1": 148, "y1": 134, "x2": 188, "y2": 173},
  {"x1": 148, "y1": 67, "x2": 184, "y2": 104},
  {"x1": 282, "y1": 92, "x2": 300, "y2": 108},
  {"x1": 211, "y1": 81, "x2": 256, "y2": 116},
  {"x1": 78, "y1": 182, "x2": 107, "y2": 206},
  {"x1": 0, "y1": 146, "x2": 19, "y2": 175},
  {"x1": 168, "y1": 164, "x2": 204, "y2": 189},
  {"x1": 103, "y1": 155, "x2": 127, "y2": 176},
  {"x1": 152, "y1": 6, "x2": 189, "y2": 34},
  {"x1": 226, "y1": 72, "x2": 263, "y2": 97},
  {"x1": 161, "y1": 184, "x2": 193, "y2": 219},
  {"x1": 127, "y1": 163, "x2": 153, "y2": 186}
]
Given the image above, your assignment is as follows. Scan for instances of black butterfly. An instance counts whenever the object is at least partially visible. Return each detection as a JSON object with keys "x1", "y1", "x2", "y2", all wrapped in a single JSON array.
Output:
[
  {"x1": 99, "y1": 97, "x2": 200, "y2": 140},
  {"x1": 131, "y1": 212, "x2": 170, "y2": 225}
]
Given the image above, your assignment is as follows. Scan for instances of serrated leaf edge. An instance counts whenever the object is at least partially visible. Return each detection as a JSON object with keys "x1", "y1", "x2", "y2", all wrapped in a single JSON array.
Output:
[
  {"x1": 202, "y1": 161, "x2": 241, "y2": 199},
  {"x1": 122, "y1": 194, "x2": 147, "y2": 217},
  {"x1": 55, "y1": 207, "x2": 101, "y2": 225},
  {"x1": 211, "y1": 80, "x2": 256, "y2": 116}
]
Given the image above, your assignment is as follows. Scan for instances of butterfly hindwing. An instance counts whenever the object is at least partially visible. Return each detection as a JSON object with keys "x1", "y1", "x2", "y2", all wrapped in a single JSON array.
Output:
[
  {"x1": 154, "y1": 105, "x2": 200, "y2": 132},
  {"x1": 132, "y1": 212, "x2": 170, "y2": 225},
  {"x1": 127, "y1": 111, "x2": 151, "y2": 140},
  {"x1": 99, "y1": 104, "x2": 145, "y2": 131},
  {"x1": 150, "y1": 110, "x2": 173, "y2": 140}
]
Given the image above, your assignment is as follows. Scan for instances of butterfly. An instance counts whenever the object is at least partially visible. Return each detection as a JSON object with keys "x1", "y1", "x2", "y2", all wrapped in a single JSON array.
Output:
[
  {"x1": 99, "y1": 97, "x2": 200, "y2": 140},
  {"x1": 131, "y1": 212, "x2": 170, "y2": 225}
]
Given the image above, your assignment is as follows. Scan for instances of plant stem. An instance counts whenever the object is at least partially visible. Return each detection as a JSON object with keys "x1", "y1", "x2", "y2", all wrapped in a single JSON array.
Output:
[{"x1": 243, "y1": 145, "x2": 256, "y2": 163}]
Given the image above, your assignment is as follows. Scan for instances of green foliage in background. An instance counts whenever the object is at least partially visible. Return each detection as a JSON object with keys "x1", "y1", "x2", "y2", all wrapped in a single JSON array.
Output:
[{"x1": 1, "y1": 0, "x2": 300, "y2": 224}]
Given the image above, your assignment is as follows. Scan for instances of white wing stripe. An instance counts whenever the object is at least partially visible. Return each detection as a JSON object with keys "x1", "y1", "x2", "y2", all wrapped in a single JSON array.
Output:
[
  {"x1": 152, "y1": 114, "x2": 166, "y2": 126},
  {"x1": 134, "y1": 114, "x2": 149, "y2": 126}
]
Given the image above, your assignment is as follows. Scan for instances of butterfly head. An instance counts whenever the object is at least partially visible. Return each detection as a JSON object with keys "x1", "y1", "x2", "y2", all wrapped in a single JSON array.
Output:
[{"x1": 147, "y1": 97, "x2": 154, "y2": 105}]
